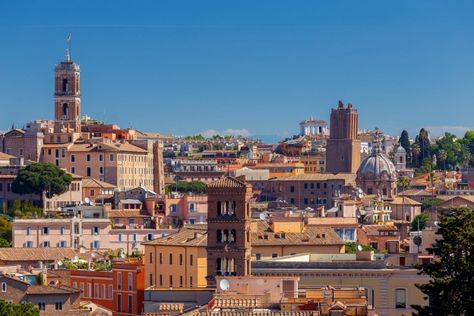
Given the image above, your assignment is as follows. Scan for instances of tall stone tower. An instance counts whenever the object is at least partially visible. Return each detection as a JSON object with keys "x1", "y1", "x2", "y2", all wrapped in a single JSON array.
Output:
[
  {"x1": 206, "y1": 176, "x2": 253, "y2": 287},
  {"x1": 326, "y1": 101, "x2": 361, "y2": 174},
  {"x1": 54, "y1": 48, "x2": 81, "y2": 133}
]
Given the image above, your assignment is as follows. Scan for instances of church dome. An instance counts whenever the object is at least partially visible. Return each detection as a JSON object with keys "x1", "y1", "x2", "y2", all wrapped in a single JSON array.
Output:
[
  {"x1": 357, "y1": 152, "x2": 397, "y2": 180},
  {"x1": 396, "y1": 146, "x2": 406, "y2": 154}
]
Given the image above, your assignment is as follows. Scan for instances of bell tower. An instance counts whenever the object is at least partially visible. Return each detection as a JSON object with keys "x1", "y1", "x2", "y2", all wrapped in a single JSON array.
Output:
[{"x1": 54, "y1": 41, "x2": 81, "y2": 133}]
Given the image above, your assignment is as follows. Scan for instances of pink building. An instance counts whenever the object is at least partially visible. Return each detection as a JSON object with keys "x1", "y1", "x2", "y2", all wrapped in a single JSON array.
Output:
[{"x1": 164, "y1": 194, "x2": 207, "y2": 226}]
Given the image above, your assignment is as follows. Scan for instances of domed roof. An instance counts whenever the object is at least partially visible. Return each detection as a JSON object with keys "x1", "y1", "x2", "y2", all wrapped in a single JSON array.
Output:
[
  {"x1": 396, "y1": 146, "x2": 406, "y2": 154},
  {"x1": 357, "y1": 152, "x2": 397, "y2": 180}
]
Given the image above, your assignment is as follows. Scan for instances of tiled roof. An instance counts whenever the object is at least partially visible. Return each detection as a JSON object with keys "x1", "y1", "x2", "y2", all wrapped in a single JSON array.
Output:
[
  {"x1": 0, "y1": 152, "x2": 15, "y2": 160},
  {"x1": 207, "y1": 176, "x2": 247, "y2": 189},
  {"x1": 143, "y1": 226, "x2": 207, "y2": 247},
  {"x1": 361, "y1": 224, "x2": 399, "y2": 235},
  {"x1": 251, "y1": 221, "x2": 344, "y2": 246},
  {"x1": 68, "y1": 141, "x2": 147, "y2": 153},
  {"x1": 390, "y1": 196, "x2": 422, "y2": 206},
  {"x1": 26, "y1": 285, "x2": 80, "y2": 295},
  {"x1": 108, "y1": 209, "x2": 150, "y2": 218},
  {"x1": 144, "y1": 221, "x2": 344, "y2": 247},
  {"x1": 399, "y1": 189, "x2": 432, "y2": 196},
  {"x1": 0, "y1": 248, "x2": 78, "y2": 262},
  {"x1": 271, "y1": 173, "x2": 356, "y2": 183},
  {"x1": 82, "y1": 177, "x2": 116, "y2": 189}
]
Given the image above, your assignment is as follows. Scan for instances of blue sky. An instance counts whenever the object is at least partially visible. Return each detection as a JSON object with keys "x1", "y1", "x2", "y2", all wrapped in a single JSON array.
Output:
[{"x1": 0, "y1": 1, "x2": 473, "y2": 141}]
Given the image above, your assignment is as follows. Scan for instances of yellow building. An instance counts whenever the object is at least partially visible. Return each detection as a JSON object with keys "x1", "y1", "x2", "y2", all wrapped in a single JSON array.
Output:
[
  {"x1": 143, "y1": 220, "x2": 345, "y2": 289},
  {"x1": 250, "y1": 162, "x2": 305, "y2": 178},
  {"x1": 300, "y1": 152, "x2": 326, "y2": 174}
]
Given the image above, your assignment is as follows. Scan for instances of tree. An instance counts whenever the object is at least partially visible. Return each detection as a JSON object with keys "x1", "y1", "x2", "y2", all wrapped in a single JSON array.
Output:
[
  {"x1": 0, "y1": 300, "x2": 39, "y2": 316},
  {"x1": 414, "y1": 129, "x2": 431, "y2": 167},
  {"x1": 0, "y1": 215, "x2": 11, "y2": 245},
  {"x1": 399, "y1": 130, "x2": 411, "y2": 166},
  {"x1": 12, "y1": 163, "x2": 73, "y2": 207},
  {"x1": 397, "y1": 176, "x2": 411, "y2": 192},
  {"x1": 412, "y1": 207, "x2": 474, "y2": 315},
  {"x1": 411, "y1": 213, "x2": 429, "y2": 231},
  {"x1": 344, "y1": 242, "x2": 374, "y2": 253},
  {"x1": 412, "y1": 143, "x2": 421, "y2": 168}
]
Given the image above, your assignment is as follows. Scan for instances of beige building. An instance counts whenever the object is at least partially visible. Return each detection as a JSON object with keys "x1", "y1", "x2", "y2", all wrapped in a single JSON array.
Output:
[
  {"x1": 300, "y1": 152, "x2": 326, "y2": 173},
  {"x1": 41, "y1": 140, "x2": 153, "y2": 190}
]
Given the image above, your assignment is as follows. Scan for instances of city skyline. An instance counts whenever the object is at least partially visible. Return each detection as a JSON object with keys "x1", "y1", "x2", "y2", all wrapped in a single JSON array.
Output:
[{"x1": 1, "y1": 1, "x2": 474, "y2": 141}]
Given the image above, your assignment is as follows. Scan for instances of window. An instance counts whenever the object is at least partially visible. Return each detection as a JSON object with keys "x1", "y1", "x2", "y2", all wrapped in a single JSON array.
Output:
[
  {"x1": 71, "y1": 167, "x2": 75, "y2": 174},
  {"x1": 108, "y1": 285, "x2": 113, "y2": 299},
  {"x1": 128, "y1": 273, "x2": 133, "y2": 291},
  {"x1": 99, "y1": 154, "x2": 103, "y2": 161},
  {"x1": 169, "y1": 275, "x2": 173, "y2": 287},
  {"x1": 255, "y1": 253, "x2": 261, "y2": 260},
  {"x1": 190, "y1": 254, "x2": 193, "y2": 266},
  {"x1": 169, "y1": 253, "x2": 173, "y2": 264},
  {"x1": 43, "y1": 227, "x2": 49, "y2": 235},
  {"x1": 180, "y1": 276, "x2": 183, "y2": 287},
  {"x1": 87, "y1": 154, "x2": 91, "y2": 162},
  {"x1": 102, "y1": 284, "x2": 106, "y2": 299},
  {"x1": 189, "y1": 202, "x2": 196, "y2": 213},
  {"x1": 159, "y1": 253, "x2": 163, "y2": 264},
  {"x1": 118, "y1": 234, "x2": 122, "y2": 241},
  {"x1": 25, "y1": 241, "x2": 33, "y2": 248},
  {"x1": 290, "y1": 185, "x2": 294, "y2": 192},
  {"x1": 43, "y1": 241, "x2": 50, "y2": 248},
  {"x1": 99, "y1": 167, "x2": 104, "y2": 175},
  {"x1": 110, "y1": 154, "x2": 114, "y2": 161},
  {"x1": 117, "y1": 294, "x2": 122, "y2": 312},
  {"x1": 149, "y1": 252, "x2": 153, "y2": 264},
  {"x1": 159, "y1": 274, "x2": 163, "y2": 286},
  {"x1": 1, "y1": 282, "x2": 6, "y2": 292},
  {"x1": 147, "y1": 233, "x2": 153, "y2": 241},
  {"x1": 59, "y1": 240, "x2": 67, "y2": 248},
  {"x1": 26, "y1": 227, "x2": 31, "y2": 236},
  {"x1": 92, "y1": 240, "x2": 100, "y2": 249},
  {"x1": 94, "y1": 284, "x2": 99, "y2": 298},
  {"x1": 117, "y1": 272, "x2": 122, "y2": 290},
  {"x1": 90, "y1": 189, "x2": 95, "y2": 196},
  {"x1": 92, "y1": 226, "x2": 100, "y2": 235},
  {"x1": 179, "y1": 254, "x2": 183, "y2": 265},
  {"x1": 128, "y1": 295, "x2": 133, "y2": 313},
  {"x1": 71, "y1": 155, "x2": 75, "y2": 162},
  {"x1": 190, "y1": 276, "x2": 193, "y2": 287},
  {"x1": 87, "y1": 167, "x2": 91, "y2": 177},
  {"x1": 38, "y1": 302, "x2": 46, "y2": 311},
  {"x1": 395, "y1": 288, "x2": 406, "y2": 308},
  {"x1": 60, "y1": 227, "x2": 65, "y2": 235},
  {"x1": 149, "y1": 273, "x2": 153, "y2": 286},
  {"x1": 271, "y1": 253, "x2": 278, "y2": 258}
]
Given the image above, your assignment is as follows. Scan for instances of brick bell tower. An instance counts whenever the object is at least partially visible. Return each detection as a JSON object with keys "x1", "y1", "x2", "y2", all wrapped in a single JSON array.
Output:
[
  {"x1": 326, "y1": 100, "x2": 361, "y2": 174},
  {"x1": 206, "y1": 176, "x2": 253, "y2": 287},
  {"x1": 54, "y1": 40, "x2": 81, "y2": 133}
]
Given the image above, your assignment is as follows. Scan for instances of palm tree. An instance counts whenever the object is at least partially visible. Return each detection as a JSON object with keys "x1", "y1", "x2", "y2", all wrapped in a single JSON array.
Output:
[
  {"x1": 437, "y1": 149, "x2": 448, "y2": 170},
  {"x1": 427, "y1": 171, "x2": 437, "y2": 197},
  {"x1": 397, "y1": 176, "x2": 411, "y2": 223}
]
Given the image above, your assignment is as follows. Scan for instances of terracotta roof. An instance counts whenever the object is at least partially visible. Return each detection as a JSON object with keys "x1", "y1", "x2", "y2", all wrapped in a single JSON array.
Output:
[
  {"x1": 361, "y1": 224, "x2": 399, "y2": 235},
  {"x1": 144, "y1": 221, "x2": 344, "y2": 247},
  {"x1": 26, "y1": 284, "x2": 81, "y2": 295},
  {"x1": 68, "y1": 141, "x2": 147, "y2": 153},
  {"x1": 108, "y1": 209, "x2": 151, "y2": 218},
  {"x1": 390, "y1": 196, "x2": 422, "y2": 206},
  {"x1": 82, "y1": 177, "x2": 116, "y2": 189},
  {"x1": 399, "y1": 189, "x2": 432, "y2": 196},
  {"x1": 0, "y1": 152, "x2": 15, "y2": 160},
  {"x1": 0, "y1": 248, "x2": 78, "y2": 262},
  {"x1": 143, "y1": 226, "x2": 207, "y2": 247},
  {"x1": 271, "y1": 173, "x2": 356, "y2": 183},
  {"x1": 207, "y1": 176, "x2": 248, "y2": 189},
  {"x1": 251, "y1": 221, "x2": 344, "y2": 246}
]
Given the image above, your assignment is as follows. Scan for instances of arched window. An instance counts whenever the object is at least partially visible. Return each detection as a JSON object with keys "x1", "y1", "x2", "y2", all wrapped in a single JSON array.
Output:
[
  {"x1": 62, "y1": 103, "x2": 69, "y2": 118},
  {"x1": 230, "y1": 229, "x2": 236, "y2": 243},
  {"x1": 216, "y1": 258, "x2": 222, "y2": 275},
  {"x1": 223, "y1": 230, "x2": 229, "y2": 242},
  {"x1": 216, "y1": 230, "x2": 222, "y2": 243},
  {"x1": 62, "y1": 79, "x2": 69, "y2": 93}
]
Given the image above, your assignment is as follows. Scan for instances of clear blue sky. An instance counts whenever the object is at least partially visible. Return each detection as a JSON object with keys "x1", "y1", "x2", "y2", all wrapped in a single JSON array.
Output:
[{"x1": 1, "y1": 1, "x2": 473, "y2": 141}]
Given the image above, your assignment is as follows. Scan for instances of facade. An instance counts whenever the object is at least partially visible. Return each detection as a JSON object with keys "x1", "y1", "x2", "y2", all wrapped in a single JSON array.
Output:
[
  {"x1": 172, "y1": 159, "x2": 225, "y2": 183},
  {"x1": 0, "y1": 128, "x2": 44, "y2": 162},
  {"x1": 164, "y1": 194, "x2": 208, "y2": 226},
  {"x1": 299, "y1": 118, "x2": 328, "y2": 136},
  {"x1": 41, "y1": 140, "x2": 153, "y2": 190},
  {"x1": 82, "y1": 177, "x2": 116, "y2": 203},
  {"x1": 300, "y1": 152, "x2": 326, "y2": 174},
  {"x1": 252, "y1": 255, "x2": 429, "y2": 316},
  {"x1": 249, "y1": 162, "x2": 305, "y2": 178},
  {"x1": 326, "y1": 101, "x2": 361, "y2": 174},
  {"x1": 69, "y1": 258, "x2": 145, "y2": 315},
  {"x1": 358, "y1": 224, "x2": 400, "y2": 253},
  {"x1": 251, "y1": 173, "x2": 356, "y2": 209},
  {"x1": 12, "y1": 217, "x2": 111, "y2": 250},
  {"x1": 206, "y1": 177, "x2": 253, "y2": 286}
]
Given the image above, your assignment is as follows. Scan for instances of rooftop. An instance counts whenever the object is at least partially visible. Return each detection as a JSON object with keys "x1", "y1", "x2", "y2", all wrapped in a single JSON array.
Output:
[{"x1": 0, "y1": 248, "x2": 78, "y2": 262}]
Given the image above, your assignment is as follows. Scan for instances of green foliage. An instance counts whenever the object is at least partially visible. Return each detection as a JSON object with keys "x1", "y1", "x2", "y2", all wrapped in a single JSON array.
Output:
[
  {"x1": 412, "y1": 207, "x2": 474, "y2": 315},
  {"x1": 397, "y1": 176, "x2": 411, "y2": 191},
  {"x1": 166, "y1": 181, "x2": 207, "y2": 194},
  {"x1": 6, "y1": 200, "x2": 43, "y2": 219},
  {"x1": 411, "y1": 213, "x2": 429, "y2": 231},
  {"x1": 184, "y1": 134, "x2": 205, "y2": 141},
  {"x1": 12, "y1": 163, "x2": 73, "y2": 199},
  {"x1": 421, "y1": 198, "x2": 443, "y2": 211},
  {"x1": 0, "y1": 300, "x2": 39, "y2": 316},
  {"x1": 0, "y1": 215, "x2": 12, "y2": 244},
  {"x1": 399, "y1": 130, "x2": 411, "y2": 166},
  {"x1": 344, "y1": 242, "x2": 374, "y2": 253},
  {"x1": 413, "y1": 128, "x2": 431, "y2": 168}
]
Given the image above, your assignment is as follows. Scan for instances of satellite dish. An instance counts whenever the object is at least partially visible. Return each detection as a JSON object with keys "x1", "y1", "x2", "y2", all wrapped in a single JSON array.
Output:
[
  {"x1": 357, "y1": 245, "x2": 363, "y2": 252},
  {"x1": 259, "y1": 212, "x2": 268, "y2": 220},
  {"x1": 57, "y1": 260, "x2": 63, "y2": 266},
  {"x1": 84, "y1": 197, "x2": 91, "y2": 204},
  {"x1": 219, "y1": 279, "x2": 230, "y2": 291},
  {"x1": 434, "y1": 221, "x2": 439, "y2": 228}
]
